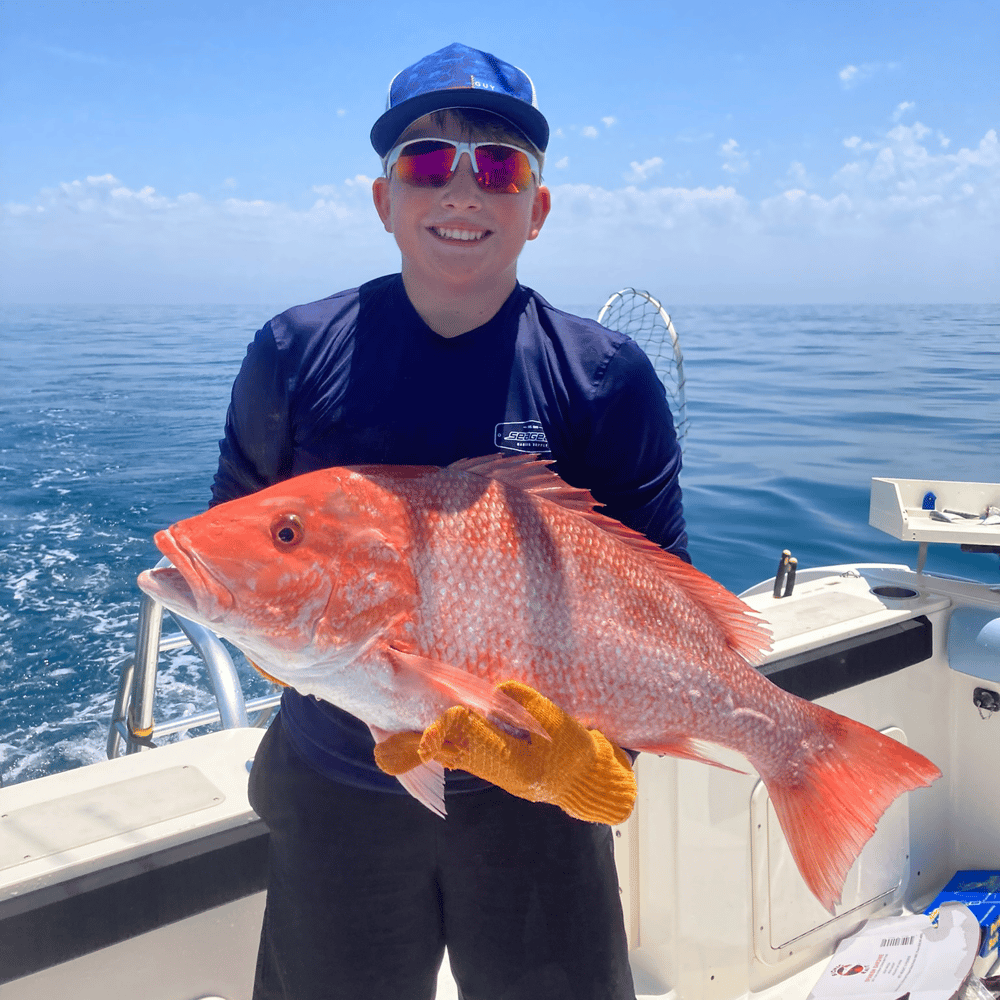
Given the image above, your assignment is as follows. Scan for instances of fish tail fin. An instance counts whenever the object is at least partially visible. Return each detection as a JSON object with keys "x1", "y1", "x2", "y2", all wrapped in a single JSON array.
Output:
[{"x1": 758, "y1": 709, "x2": 940, "y2": 914}]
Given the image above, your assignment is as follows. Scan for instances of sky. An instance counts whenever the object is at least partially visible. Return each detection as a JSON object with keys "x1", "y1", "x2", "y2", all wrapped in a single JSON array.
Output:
[{"x1": 1, "y1": 0, "x2": 997, "y2": 306}]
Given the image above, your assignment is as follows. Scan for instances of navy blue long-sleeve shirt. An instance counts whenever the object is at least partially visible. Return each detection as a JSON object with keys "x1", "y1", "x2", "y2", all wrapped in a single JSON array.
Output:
[{"x1": 211, "y1": 274, "x2": 687, "y2": 792}]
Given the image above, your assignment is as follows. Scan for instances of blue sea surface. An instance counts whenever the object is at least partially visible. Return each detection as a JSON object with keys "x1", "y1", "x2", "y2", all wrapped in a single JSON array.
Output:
[{"x1": 1, "y1": 301, "x2": 997, "y2": 784}]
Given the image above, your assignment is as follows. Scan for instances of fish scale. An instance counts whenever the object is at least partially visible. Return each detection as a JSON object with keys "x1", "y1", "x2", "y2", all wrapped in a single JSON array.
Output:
[{"x1": 138, "y1": 452, "x2": 941, "y2": 913}]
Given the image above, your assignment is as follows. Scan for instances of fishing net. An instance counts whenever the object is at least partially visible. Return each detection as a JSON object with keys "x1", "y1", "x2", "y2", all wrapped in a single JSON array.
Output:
[{"x1": 597, "y1": 288, "x2": 689, "y2": 450}]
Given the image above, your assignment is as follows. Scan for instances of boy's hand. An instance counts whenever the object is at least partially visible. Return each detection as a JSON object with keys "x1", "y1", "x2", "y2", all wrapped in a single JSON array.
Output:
[{"x1": 373, "y1": 680, "x2": 636, "y2": 825}]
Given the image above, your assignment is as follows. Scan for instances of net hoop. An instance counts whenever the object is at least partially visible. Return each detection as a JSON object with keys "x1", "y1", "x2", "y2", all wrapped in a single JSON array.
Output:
[{"x1": 597, "y1": 288, "x2": 689, "y2": 450}]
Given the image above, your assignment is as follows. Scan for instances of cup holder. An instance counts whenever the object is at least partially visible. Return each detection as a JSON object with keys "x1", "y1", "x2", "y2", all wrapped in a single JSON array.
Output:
[{"x1": 871, "y1": 585, "x2": 920, "y2": 601}]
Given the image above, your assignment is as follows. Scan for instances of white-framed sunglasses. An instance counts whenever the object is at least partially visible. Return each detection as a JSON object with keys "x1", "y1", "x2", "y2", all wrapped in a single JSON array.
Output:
[{"x1": 383, "y1": 138, "x2": 541, "y2": 194}]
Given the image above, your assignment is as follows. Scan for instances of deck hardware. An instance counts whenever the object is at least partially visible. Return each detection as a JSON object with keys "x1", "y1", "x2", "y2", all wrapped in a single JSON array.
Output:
[
  {"x1": 772, "y1": 551, "x2": 796, "y2": 598},
  {"x1": 973, "y1": 687, "x2": 999, "y2": 717},
  {"x1": 784, "y1": 558, "x2": 797, "y2": 595},
  {"x1": 127, "y1": 728, "x2": 157, "y2": 749},
  {"x1": 871, "y1": 585, "x2": 919, "y2": 600},
  {"x1": 773, "y1": 550, "x2": 790, "y2": 597}
]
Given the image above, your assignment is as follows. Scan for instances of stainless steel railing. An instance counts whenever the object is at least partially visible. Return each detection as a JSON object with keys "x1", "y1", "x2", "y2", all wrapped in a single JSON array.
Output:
[{"x1": 107, "y1": 558, "x2": 281, "y2": 758}]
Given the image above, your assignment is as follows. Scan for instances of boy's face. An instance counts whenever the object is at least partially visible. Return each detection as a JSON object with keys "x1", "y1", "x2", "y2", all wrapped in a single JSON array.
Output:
[{"x1": 372, "y1": 110, "x2": 551, "y2": 301}]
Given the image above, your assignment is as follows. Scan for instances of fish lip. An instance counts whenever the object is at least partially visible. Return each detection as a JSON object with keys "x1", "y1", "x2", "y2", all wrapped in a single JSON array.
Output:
[
  {"x1": 138, "y1": 565, "x2": 198, "y2": 612},
  {"x1": 143, "y1": 527, "x2": 234, "y2": 622}
]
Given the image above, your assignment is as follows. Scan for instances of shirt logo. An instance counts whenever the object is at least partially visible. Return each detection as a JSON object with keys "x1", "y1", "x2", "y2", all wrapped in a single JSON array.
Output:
[{"x1": 495, "y1": 420, "x2": 550, "y2": 454}]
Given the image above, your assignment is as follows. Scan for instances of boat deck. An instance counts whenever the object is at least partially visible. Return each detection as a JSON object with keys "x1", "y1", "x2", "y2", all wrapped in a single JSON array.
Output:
[{"x1": 1, "y1": 560, "x2": 998, "y2": 999}]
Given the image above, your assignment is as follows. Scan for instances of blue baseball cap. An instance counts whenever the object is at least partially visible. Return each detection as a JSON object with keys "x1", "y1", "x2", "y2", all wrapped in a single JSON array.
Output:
[{"x1": 370, "y1": 43, "x2": 549, "y2": 157}]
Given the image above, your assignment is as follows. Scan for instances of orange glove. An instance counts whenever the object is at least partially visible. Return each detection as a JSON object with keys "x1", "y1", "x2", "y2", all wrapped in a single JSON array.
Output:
[{"x1": 373, "y1": 680, "x2": 636, "y2": 825}]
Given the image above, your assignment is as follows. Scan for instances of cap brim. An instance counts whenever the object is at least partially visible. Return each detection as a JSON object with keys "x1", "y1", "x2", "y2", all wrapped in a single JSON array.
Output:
[{"x1": 371, "y1": 90, "x2": 549, "y2": 156}]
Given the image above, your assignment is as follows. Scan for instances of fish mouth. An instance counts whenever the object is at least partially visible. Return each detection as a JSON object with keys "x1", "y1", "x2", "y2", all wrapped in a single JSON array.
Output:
[
  {"x1": 137, "y1": 527, "x2": 234, "y2": 623},
  {"x1": 138, "y1": 566, "x2": 198, "y2": 613}
]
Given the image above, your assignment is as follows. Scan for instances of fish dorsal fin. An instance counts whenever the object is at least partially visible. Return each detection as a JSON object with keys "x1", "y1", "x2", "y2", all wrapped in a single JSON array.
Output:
[
  {"x1": 449, "y1": 454, "x2": 771, "y2": 667},
  {"x1": 640, "y1": 553, "x2": 772, "y2": 666},
  {"x1": 447, "y1": 453, "x2": 599, "y2": 514}
]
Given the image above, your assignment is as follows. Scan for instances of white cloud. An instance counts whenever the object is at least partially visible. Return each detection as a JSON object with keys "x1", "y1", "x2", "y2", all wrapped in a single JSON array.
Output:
[
  {"x1": 785, "y1": 161, "x2": 810, "y2": 188},
  {"x1": 0, "y1": 173, "x2": 396, "y2": 304},
  {"x1": 893, "y1": 101, "x2": 916, "y2": 122},
  {"x1": 838, "y1": 62, "x2": 899, "y2": 89},
  {"x1": 534, "y1": 145, "x2": 995, "y2": 301},
  {"x1": 758, "y1": 189, "x2": 856, "y2": 234},
  {"x1": 720, "y1": 138, "x2": 749, "y2": 173},
  {"x1": 581, "y1": 126, "x2": 599, "y2": 139},
  {"x1": 5, "y1": 203, "x2": 44, "y2": 216},
  {"x1": 832, "y1": 121, "x2": 997, "y2": 199},
  {"x1": 868, "y1": 146, "x2": 897, "y2": 182},
  {"x1": 554, "y1": 156, "x2": 570, "y2": 170},
  {"x1": 3, "y1": 123, "x2": 996, "y2": 305},
  {"x1": 221, "y1": 197, "x2": 275, "y2": 217},
  {"x1": 41, "y1": 44, "x2": 111, "y2": 67},
  {"x1": 601, "y1": 117, "x2": 617, "y2": 128},
  {"x1": 625, "y1": 157, "x2": 664, "y2": 183},
  {"x1": 337, "y1": 109, "x2": 347, "y2": 117},
  {"x1": 843, "y1": 135, "x2": 880, "y2": 152}
]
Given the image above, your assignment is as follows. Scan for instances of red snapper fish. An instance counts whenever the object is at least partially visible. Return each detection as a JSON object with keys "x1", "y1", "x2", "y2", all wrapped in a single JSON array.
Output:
[{"x1": 138, "y1": 454, "x2": 940, "y2": 912}]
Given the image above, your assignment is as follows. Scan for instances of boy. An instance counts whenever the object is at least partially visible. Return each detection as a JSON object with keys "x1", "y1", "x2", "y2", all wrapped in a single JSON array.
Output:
[{"x1": 213, "y1": 42, "x2": 686, "y2": 1000}]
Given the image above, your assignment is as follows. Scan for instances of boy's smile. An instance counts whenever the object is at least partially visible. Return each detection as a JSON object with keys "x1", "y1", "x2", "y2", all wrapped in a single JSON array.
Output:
[
  {"x1": 431, "y1": 226, "x2": 487, "y2": 242},
  {"x1": 372, "y1": 111, "x2": 551, "y2": 333}
]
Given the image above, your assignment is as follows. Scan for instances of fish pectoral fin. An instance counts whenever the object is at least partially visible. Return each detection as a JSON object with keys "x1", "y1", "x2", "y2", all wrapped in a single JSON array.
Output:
[
  {"x1": 385, "y1": 646, "x2": 550, "y2": 741},
  {"x1": 369, "y1": 724, "x2": 447, "y2": 818},
  {"x1": 630, "y1": 736, "x2": 748, "y2": 774}
]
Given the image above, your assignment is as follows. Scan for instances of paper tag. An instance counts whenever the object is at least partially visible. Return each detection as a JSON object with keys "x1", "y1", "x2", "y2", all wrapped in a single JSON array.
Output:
[{"x1": 808, "y1": 903, "x2": 981, "y2": 1000}]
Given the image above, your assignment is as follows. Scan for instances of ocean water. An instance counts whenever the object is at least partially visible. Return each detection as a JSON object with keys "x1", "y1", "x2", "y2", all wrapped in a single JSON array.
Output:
[{"x1": 1, "y1": 300, "x2": 997, "y2": 785}]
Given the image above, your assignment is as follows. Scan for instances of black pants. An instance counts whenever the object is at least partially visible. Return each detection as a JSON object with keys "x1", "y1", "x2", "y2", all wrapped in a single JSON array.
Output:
[{"x1": 248, "y1": 712, "x2": 636, "y2": 1000}]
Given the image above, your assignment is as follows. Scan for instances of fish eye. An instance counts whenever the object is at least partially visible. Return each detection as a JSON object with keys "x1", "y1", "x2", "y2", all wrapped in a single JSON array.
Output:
[{"x1": 270, "y1": 514, "x2": 304, "y2": 549}]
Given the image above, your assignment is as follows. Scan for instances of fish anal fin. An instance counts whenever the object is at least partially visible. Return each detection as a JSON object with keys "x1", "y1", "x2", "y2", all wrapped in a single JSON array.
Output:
[
  {"x1": 386, "y1": 646, "x2": 550, "y2": 741},
  {"x1": 396, "y1": 762, "x2": 447, "y2": 818},
  {"x1": 632, "y1": 736, "x2": 748, "y2": 774},
  {"x1": 369, "y1": 724, "x2": 447, "y2": 818}
]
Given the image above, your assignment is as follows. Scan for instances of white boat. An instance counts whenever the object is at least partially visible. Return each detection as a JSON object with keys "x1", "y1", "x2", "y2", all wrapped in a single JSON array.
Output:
[{"x1": 1, "y1": 473, "x2": 997, "y2": 1000}]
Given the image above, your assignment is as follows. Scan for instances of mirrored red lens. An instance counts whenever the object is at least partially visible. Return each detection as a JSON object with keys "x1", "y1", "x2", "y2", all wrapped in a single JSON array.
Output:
[
  {"x1": 394, "y1": 141, "x2": 456, "y2": 187},
  {"x1": 473, "y1": 145, "x2": 533, "y2": 194}
]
